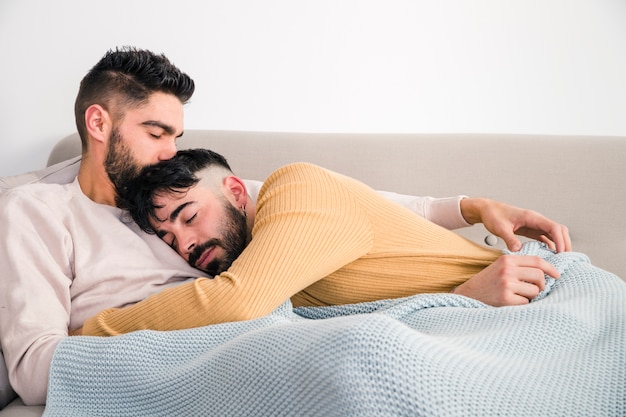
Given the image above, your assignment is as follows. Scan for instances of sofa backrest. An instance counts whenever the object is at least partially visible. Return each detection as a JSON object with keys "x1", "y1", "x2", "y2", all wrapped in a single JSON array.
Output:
[{"x1": 47, "y1": 130, "x2": 626, "y2": 279}]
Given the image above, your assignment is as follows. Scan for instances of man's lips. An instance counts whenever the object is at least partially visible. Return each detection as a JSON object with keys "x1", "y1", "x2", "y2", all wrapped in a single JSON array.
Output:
[{"x1": 195, "y1": 246, "x2": 216, "y2": 270}]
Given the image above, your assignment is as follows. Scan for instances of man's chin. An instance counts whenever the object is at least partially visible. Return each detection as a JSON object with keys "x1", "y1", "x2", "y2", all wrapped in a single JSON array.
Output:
[{"x1": 193, "y1": 260, "x2": 225, "y2": 277}]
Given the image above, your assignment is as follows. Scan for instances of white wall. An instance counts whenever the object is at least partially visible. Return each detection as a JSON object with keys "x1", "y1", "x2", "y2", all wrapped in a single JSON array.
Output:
[{"x1": 1, "y1": 0, "x2": 625, "y2": 177}]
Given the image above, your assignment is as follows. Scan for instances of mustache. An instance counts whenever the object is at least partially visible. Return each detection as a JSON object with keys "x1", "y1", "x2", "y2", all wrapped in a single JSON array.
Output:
[{"x1": 188, "y1": 238, "x2": 222, "y2": 268}]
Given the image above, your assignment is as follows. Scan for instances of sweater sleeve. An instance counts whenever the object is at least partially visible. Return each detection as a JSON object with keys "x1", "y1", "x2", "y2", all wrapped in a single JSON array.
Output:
[
  {"x1": 374, "y1": 191, "x2": 471, "y2": 230},
  {"x1": 0, "y1": 189, "x2": 72, "y2": 405},
  {"x1": 82, "y1": 164, "x2": 374, "y2": 335},
  {"x1": 247, "y1": 178, "x2": 470, "y2": 230}
]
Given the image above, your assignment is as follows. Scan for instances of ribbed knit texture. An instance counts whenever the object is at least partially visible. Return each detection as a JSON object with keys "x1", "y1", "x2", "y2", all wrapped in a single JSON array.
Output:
[
  {"x1": 82, "y1": 163, "x2": 499, "y2": 335},
  {"x1": 45, "y1": 242, "x2": 626, "y2": 417}
]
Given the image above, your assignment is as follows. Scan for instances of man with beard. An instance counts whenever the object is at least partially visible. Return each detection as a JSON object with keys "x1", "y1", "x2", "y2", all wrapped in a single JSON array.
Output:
[
  {"x1": 0, "y1": 47, "x2": 570, "y2": 406},
  {"x1": 0, "y1": 46, "x2": 200, "y2": 406},
  {"x1": 73, "y1": 148, "x2": 564, "y2": 336}
]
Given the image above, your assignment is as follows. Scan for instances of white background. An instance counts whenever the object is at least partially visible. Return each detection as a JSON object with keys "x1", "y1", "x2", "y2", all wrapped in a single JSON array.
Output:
[{"x1": 1, "y1": 0, "x2": 625, "y2": 177}]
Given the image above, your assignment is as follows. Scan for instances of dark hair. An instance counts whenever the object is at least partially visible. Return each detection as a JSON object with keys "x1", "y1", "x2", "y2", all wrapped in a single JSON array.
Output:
[
  {"x1": 118, "y1": 148, "x2": 233, "y2": 234},
  {"x1": 74, "y1": 46, "x2": 195, "y2": 148}
]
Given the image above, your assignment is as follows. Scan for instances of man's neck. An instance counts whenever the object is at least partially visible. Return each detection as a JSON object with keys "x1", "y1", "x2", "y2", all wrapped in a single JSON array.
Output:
[
  {"x1": 76, "y1": 158, "x2": 118, "y2": 206},
  {"x1": 245, "y1": 200, "x2": 256, "y2": 244}
]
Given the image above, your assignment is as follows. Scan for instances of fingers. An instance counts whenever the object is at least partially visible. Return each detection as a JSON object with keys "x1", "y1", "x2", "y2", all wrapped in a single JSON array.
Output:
[
  {"x1": 497, "y1": 256, "x2": 554, "y2": 304},
  {"x1": 69, "y1": 327, "x2": 83, "y2": 336},
  {"x1": 514, "y1": 212, "x2": 572, "y2": 253},
  {"x1": 539, "y1": 236, "x2": 556, "y2": 251},
  {"x1": 512, "y1": 255, "x2": 560, "y2": 280},
  {"x1": 533, "y1": 216, "x2": 571, "y2": 253},
  {"x1": 456, "y1": 255, "x2": 560, "y2": 307},
  {"x1": 536, "y1": 225, "x2": 571, "y2": 253},
  {"x1": 475, "y1": 199, "x2": 572, "y2": 253},
  {"x1": 503, "y1": 235, "x2": 523, "y2": 252},
  {"x1": 507, "y1": 281, "x2": 544, "y2": 305},
  {"x1": 552, "y1": 224, "x2": 572, "y2": 253}
]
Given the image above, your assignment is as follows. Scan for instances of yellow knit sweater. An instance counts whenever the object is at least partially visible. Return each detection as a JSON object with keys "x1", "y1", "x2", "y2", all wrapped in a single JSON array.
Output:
[{"x1": 82, "y1": 163, "x2": 500, "y2": 335}]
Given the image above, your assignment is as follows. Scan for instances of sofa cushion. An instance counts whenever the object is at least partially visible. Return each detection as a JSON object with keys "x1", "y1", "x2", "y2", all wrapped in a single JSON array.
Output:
[{"x1": 0, "y1": 157, "x2": 80, "y2": 194}]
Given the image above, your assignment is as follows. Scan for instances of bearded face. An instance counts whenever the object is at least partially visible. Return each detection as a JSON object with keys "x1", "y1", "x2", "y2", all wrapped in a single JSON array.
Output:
[
  {"x1": 104, "y1": 127, "x2": 143, "y2": 196},
  {"x1": 186, "y1": 198, "x2": 248, "y2": 276}
]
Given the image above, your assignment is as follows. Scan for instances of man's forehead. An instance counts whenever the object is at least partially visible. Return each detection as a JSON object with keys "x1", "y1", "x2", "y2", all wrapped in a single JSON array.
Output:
[
  {"x1": 140, "y1": 120, "x2": 179, "y2": 136},
  {"x1": 154, "y1": 189, "x2": 190, "y2": 211},
  {"x1": 126, "y1": 93, "x2": 184, "y2": 133}
]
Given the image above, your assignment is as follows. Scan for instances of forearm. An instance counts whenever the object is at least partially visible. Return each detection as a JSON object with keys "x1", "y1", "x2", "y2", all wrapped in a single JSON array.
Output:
[
  {"x1": 0, "y1": 264, "x2": 69, "y2": 404},
  {"x1": 250, "y1": 178, "x2": 471, "y2": 231},
  {"x1": 3, "y1": 338, "x2": 62, "y2": 405},
  {"x1": 82, "y1": 217, "x2": 371, "y2": 336},
  {"x1": 458, "y1": 197, "x2": 487, "y2": 225},
  {"x1": 81, "y1": 275, "x2": 270, "y2": 335},
  {"x1": 0, "y1": 264, "x2": 64, "y2": 405},
  {"x1": 377, "y1": 192, "x2": 471, "y2": 230}
]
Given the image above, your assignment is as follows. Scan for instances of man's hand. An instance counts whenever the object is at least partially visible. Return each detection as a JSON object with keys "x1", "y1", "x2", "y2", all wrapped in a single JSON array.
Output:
[
  {"x1": 453, "y1": 255, "x2": 560, "y2": 306},
  {"x1": 69, "y1": 327, "x2": 83, "y2": 336},
  {"x1": 460, "y1": 198, "x2": 572, "y2": 253}
]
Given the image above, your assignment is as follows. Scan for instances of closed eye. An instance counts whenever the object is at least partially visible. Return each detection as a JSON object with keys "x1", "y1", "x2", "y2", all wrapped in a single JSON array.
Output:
[
  {"x1": 157, "y1": 230, "x2": 177, "y2": 251},
  {"x1": 185, "y1": 213, "x2": 197, "y2": 224}
]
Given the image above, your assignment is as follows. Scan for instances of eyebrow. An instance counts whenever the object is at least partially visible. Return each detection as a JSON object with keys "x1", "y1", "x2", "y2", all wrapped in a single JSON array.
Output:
[
  {"x1": 156, "y1": 201, "x2": 195, "y2": 239},
  {"x1": 141, "y1": 121, "x2": 184, "y2": 137},
  {"x1": 169, "y1": 201, "x2": 195, "y2": 223}
]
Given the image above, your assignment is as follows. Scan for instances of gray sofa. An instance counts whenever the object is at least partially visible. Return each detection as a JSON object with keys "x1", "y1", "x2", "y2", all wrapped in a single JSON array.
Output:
[{"x1": 1, "y1": 130, "x2": 625, "y2": 416}]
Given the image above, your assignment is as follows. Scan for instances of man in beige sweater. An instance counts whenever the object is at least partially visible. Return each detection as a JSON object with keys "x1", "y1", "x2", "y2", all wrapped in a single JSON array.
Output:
[{"x1": 77, "y1": 148, "x2": 566, "y2": 336}]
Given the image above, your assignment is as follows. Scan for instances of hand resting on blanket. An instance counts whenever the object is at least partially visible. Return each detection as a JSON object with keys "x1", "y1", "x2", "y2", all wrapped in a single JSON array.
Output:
[
  {"x1": 454, "y1": 197, "x2": 569, "y2": 306},
  {"x1": 452, "y1": 254, "x2": 559, "y2": 306}
]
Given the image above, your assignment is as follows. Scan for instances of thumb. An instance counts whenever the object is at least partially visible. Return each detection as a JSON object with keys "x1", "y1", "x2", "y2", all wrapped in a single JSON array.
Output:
[{"x1": 502, "y1": 234, "x2": 522, "y2": 252}]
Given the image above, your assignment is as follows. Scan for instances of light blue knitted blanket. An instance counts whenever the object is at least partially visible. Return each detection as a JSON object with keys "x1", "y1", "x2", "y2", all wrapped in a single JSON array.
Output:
[{"x1": 44, "y1": 243, "x2": 626, "y2": 417}]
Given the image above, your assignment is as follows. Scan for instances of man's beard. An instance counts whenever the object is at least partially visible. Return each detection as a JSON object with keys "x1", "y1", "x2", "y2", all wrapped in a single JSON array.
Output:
[
  {"x1": 188, "y1": 200, "x2": 249, "y2": 276},
  {"x1": 104, "y1": 128, "x2": 142, "y2": 197}
]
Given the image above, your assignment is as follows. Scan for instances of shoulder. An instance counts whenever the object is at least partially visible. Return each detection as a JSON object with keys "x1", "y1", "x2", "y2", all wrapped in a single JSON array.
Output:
[
  {"x1": 2, "y1": 181, "x2": 71, "y2": 200},
  {"x1": 264, "y1": 163, "x2": 343, "y2": 187},
  {"x1": 257, "y1": 163, "x2": 373, "y2": 211},
  {"x1": 258, "y1": 163, "x2": 345, "y2": 198},
  {"x1": 271, "y1": 162, "x2": 327, "y2": 176},
  {"x1": 1, "y1": 182, "x2": 73, "y2": 215}
]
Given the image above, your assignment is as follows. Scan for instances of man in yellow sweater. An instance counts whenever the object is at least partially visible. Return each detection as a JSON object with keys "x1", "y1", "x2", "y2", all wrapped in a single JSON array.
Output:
[{"x1": 78, "y1": 148, "x2": 565, "y2": 336}]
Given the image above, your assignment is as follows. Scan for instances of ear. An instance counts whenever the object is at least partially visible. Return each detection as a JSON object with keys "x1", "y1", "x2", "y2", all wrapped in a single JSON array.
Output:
[
  {"x1": 222, "y1": 176, "x2": 248, "y2": 208},
  {"x1": 84, "y1": 104, "x2": 112, "y2": 145}
]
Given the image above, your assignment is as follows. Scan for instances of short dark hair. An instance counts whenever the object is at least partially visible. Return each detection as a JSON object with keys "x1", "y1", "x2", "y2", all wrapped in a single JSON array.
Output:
[
  {"x1": 118, "y1": 148, "x2": 233, "y2": 234},
  {"x1": 74, "y1": 46, "x2": 195, "y2": 148}
]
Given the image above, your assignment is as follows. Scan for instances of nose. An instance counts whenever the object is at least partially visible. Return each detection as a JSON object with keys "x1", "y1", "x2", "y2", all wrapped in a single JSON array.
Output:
[
  {"x1": 176, "y1": 232, "x2": 197, "y2": 260},
  {"x1": 182, "y1": 243, "x2": 195, "y2": 260},
  {"x1": 158, "y1": 137, "x2": 178, "y2": 161}
]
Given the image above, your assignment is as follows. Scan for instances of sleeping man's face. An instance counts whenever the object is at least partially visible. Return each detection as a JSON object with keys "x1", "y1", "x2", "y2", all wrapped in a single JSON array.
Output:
[{"x1": 150, "y1": 183, "x2": 248, "y2": 276}]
